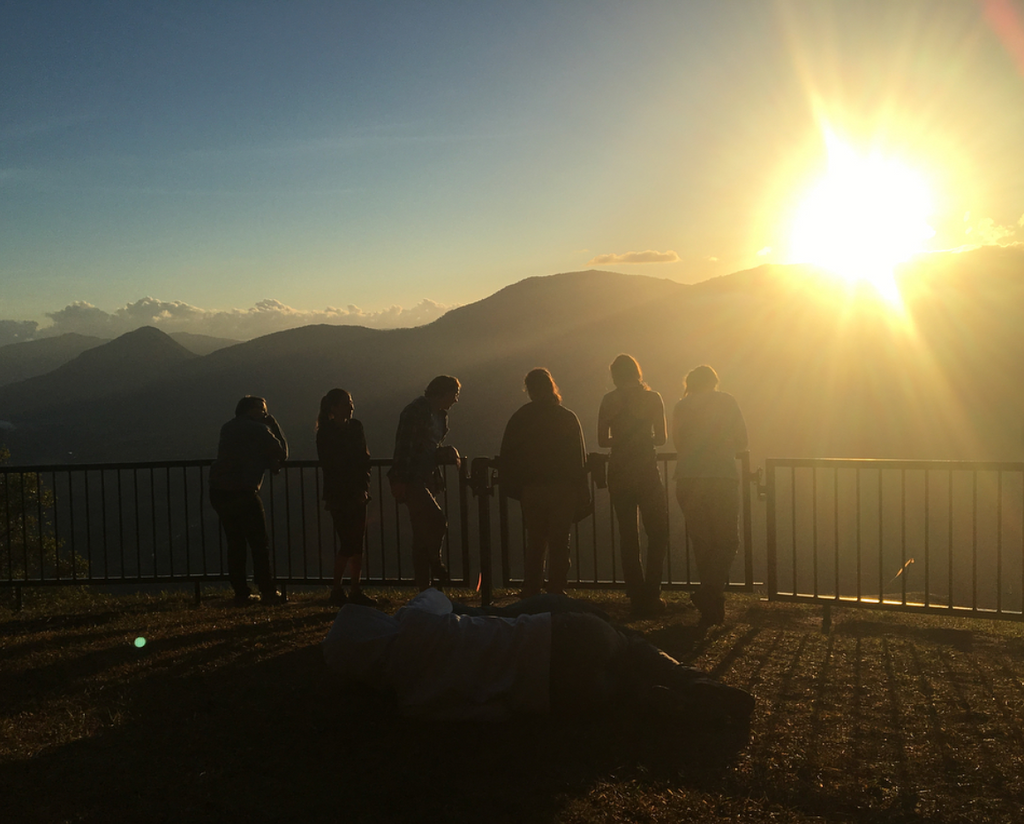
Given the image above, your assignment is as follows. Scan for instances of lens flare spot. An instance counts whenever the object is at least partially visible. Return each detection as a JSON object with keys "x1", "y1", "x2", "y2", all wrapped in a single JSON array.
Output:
[{"x1": 134, "y1": 636, "x2": 147, "y2": 648}]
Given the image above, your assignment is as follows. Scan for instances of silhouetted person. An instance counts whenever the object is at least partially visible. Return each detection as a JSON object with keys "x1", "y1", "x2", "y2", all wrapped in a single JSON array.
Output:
[
  {"x1": 597, "y1": 354, "x2": 669, "y2": 616},
  {"x1": 323, "y1": 589, "x2": 755, "y2": 725},
  {"x1": 388, "y1": 376, "x2": 461, "y2": 590},
  {"x1": 500, "y1": 368, "x2": 589, "y2": 597},
  {"x1": 672, "y1": 365, "x2": 748, "y2": 626},
  {"x1": 317, "y1": 388, "x2": 376, "y2": 608},
  {"x1": 209, "y1": 395, "x2": 287, "y2": 605}
]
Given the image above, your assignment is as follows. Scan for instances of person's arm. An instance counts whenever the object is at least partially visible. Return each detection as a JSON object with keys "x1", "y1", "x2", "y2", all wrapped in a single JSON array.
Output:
[
  {"x1": 436, "y1": 445, "x2": 461, "y2": 468},
  {"x1": 264, "y1": 415, "x2": 288, "y2": 469},
  {"x1": 650, "y1": 392, "x2": 667, "y2": 447},
  {"x1": 349, "y1": 420, "x2": 371, "y2": 486}
]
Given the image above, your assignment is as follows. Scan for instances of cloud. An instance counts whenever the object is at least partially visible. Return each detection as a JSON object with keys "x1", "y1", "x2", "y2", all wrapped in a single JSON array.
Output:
[
  {"x1": 963, "y1": 214, "x2": 1022, "y2": 245},
  {"x1": 3, "y1": 296, "x2": 454, "y2": 344},
  {"x1": 0, "y1": 320, "x2": 39, "y2": 347},
  {"x1": 587, "y1": 250, "x2": 680, "y2": 265}
]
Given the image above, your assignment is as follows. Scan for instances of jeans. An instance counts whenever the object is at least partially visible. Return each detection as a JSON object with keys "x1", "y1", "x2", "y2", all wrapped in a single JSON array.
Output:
[
  {"x1": 405, "y1": 483, "x2": 447, "y2": 590},
  {"x1": 609, "y1": 465, "x2": 668, "y2": 603},
  {"x1": 520, "y1": 482, "x2": 577, "y2": 596},
  {"x1": 209, "y1": 488, "x2": 276, "y2": 596},
  {"x1": 676, "y1": 477, "x2": 739, "y2": 620}
]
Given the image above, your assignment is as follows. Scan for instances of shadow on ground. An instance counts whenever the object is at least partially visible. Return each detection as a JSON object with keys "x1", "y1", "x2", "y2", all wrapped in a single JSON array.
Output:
[{"x1": 2, "y1": 607, "x2": 749, "y2": 824}]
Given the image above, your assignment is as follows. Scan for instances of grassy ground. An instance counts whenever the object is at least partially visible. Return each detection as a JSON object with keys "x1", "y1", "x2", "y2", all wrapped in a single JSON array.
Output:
[{"x1": 3, "y1": 586, "x2": 1024, "y2": 823}]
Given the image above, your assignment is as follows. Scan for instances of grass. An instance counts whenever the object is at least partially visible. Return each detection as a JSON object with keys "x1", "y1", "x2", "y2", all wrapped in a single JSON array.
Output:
[{"x1": 3, "y1": 586, "x2": 1024, "y2": 823}]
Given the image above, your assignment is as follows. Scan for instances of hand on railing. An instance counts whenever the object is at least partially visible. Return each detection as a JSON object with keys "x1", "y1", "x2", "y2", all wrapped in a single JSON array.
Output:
[{"x1": 436, "y1": 445, "x2": 461, "y2": 469}]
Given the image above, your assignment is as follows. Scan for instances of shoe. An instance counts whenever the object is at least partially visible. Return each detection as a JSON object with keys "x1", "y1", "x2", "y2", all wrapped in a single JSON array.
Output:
[
  {"x1": 329, "y1": 588, "x2": 347, "y2": 606},
  {"x1": 233, "y1": 592, "x2": 259, "y2": 606},
  {"x1": 346, "y1": 589, "x2": 378, "y2": 608},
  {"x1": 260, "y1": 590, "x2": 286, "y2": 606}
]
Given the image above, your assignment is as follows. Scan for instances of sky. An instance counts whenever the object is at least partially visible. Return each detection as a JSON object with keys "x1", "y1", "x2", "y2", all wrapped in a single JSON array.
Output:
[{"x1": 3, "y1": 0, "x2": 1024, "y2": 344}]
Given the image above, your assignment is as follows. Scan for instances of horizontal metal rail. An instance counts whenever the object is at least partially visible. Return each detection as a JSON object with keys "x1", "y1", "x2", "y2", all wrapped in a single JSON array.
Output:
[{"x1": 765, "y1": 458, "x2": 1024, "y2": 620}]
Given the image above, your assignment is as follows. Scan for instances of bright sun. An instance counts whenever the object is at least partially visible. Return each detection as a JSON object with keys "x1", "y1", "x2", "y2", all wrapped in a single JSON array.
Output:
[{"x1": 789, "y1": 133, "x2": 935, "y2": 304}]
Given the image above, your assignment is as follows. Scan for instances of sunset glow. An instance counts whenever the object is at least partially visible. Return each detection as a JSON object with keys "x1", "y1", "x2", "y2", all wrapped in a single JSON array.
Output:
[{"x1": 788, "y1": 134, "x2": 936, "y2": 305}]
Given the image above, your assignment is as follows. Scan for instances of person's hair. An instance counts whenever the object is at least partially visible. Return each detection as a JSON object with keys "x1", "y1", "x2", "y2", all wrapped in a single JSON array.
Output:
[
  {"x1": 684, "y1": 365, "x2": 720, "y2": 395},
  {"x1": 424, "y1": 375, "x2": 460, "y2": 399},
  {"x1": 316, "y1": 388, "x2": 351, "y2": 431},
  {"x1": 235, "y1": 396, "x2": 266, "y2": 418},
  {"x1": 609, "y1": 354, "x2": 646, "y2": 389},
  {"x1": 524, "y1": 368, "x2": 561, "y2": 404}
]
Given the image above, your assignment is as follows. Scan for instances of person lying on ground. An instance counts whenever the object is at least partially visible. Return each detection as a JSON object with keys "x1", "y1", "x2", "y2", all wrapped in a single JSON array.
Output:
[{"x1": 322, "y1": 589, "x2": 754, "y2": 725}]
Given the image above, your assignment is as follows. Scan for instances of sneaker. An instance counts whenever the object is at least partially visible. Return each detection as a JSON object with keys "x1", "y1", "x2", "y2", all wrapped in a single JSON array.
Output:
[
  {"x1": 329, "y1": 588, "x2": 347, "y2": 606},
  {"x1": 347, "y1": 589, "x2": 378, "y2": 608},
  {"x1": 260, "y1": 590, "x2": 286, "y2": 606}
]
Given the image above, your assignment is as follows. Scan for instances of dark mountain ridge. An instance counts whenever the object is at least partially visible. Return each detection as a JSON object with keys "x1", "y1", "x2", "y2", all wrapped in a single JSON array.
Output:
[{"x1": 2, "y1": 251, "x2": 1023, "y2": 466}]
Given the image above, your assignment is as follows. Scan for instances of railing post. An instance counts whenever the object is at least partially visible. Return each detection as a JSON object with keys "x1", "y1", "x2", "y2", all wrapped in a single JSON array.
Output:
[
  {"x1": 471, "y1": 457, "x2": 494, "y2": 607},
  {"x1": 765, "y1": 459, "x2": 778, "y2": 600},
  {"x1": 458, "y1": 459, "x2": 471, "y2": 588},
  {"x1": 739, "y1": 450, "x2": 755, "y2": 591}
]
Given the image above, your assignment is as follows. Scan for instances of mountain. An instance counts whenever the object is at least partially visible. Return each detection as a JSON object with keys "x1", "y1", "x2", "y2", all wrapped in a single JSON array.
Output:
[
  {"x1": 0, "y1": 330, "x2": 237, "y2": 389},
  {"x1": 0, "y1": 326, "x2": 197, "y2": 423},
  {"x1": 0, "y1": 333, "x2": 107, "y2": 388},
  {"x1": 2, "y1": 251, "x2": 1023, "y2": 466},
  {"x1": 167, "y1": 332, "x2": 242, "y2": 356}
]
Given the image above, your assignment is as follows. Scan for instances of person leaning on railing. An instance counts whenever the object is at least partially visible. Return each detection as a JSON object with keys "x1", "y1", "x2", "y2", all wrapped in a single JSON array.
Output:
[
  {"x1": 499, "y1": 367, "x2": 589, "y2": 598},
  {"x1": 208, "y1": 395, "x2": 287, "y2": 606},
  {"x1": 316, "y1": 388, "x2": 376, "y2": 608},
  {"x1": 387, "y1": 375, "x2": 462, "y2": 591},
  {"x1": 597, "y1": 354, "x2": 670, "y2": 618},
  {"x1": 672, "y1": 365, "x2": 748, "y2": 626}
]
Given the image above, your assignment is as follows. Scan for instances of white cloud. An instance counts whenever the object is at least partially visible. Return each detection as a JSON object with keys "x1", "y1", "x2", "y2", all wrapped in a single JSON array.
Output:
[
  {"x1": 963, "y1": 215, "x2": 1021, "y2": 245},
  {"x1": 17, "y1": 296, "x2": 454, "y2": 343},
  {"x1": 587, "y1": 250, "x2": 680, "y2": 265}
]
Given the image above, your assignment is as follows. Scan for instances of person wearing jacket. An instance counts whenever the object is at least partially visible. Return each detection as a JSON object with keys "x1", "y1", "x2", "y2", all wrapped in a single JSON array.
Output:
[
  {"x1": 209, "y1": 395, "x2": 287, "y2": 605},
  {"x1": 500, "y1": 368, "x2": 588, "y2": 597}
]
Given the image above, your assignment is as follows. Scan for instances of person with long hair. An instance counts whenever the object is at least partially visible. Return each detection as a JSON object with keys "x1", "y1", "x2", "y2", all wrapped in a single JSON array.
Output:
[
  {"x1": 500, "y1": 368, "x2": 588, "y2": 597},
  {"x1": 672, "y1": 365, "x2": 748, "y2": 626},
  {"x1": 317, "y1": 388, "x2": 375, "y2": 607},
  {"x1": 597, "y1": 354, "x2": 669, "y2": 616}
]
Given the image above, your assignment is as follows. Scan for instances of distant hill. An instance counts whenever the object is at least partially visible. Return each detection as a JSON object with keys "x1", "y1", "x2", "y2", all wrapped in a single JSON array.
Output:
[
  {"x1": 0, "y1": 326, "x2": 197, "y2": 421},
  {"x1": 0, "y1": 330, "x2": 236, "y2": 389},
  {"x1": 2, "y1": 252, "x2": 1023, "y2": 466},
  {"x1": 0, "y1": 333, "x2": 107, "y2": 388},
  {"x1": 167, "y1": 332, "x2": 241, "y2": 356}
]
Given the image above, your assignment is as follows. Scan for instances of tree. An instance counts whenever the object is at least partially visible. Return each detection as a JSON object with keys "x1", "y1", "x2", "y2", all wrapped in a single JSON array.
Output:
[{"x1": 0, "y1": 447, "x2": 87, "y2": 582}]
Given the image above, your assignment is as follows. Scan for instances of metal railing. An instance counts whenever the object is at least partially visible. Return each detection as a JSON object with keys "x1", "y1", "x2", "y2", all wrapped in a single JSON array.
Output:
[
  {"x1": 2, "y1": 452, "x2": 759, "y2": 608},
  {"x1": 470, "y1": 451, "x2": 758, "y2": 604},
  {"x1": 10, "y1": 453, "x2": 1024, "y2": 624},
  {"x1": 0, "y1": 459, "x2": 470, "y2": 603},
  {"x1": 765, "y1": 458, "x2": 1024, "y2": 620}
]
